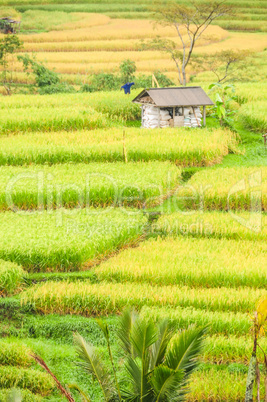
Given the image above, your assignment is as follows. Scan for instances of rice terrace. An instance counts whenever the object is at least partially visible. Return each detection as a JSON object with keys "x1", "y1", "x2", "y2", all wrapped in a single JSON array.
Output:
[{"x1": 0, "y1": 0, "x2": 266, "y2": 400}]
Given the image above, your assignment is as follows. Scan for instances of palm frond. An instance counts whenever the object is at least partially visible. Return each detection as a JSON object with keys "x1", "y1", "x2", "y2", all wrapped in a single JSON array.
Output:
[
  {"x1": 150, "y1": 365, "x2": 185, "y2": 402},
  {"x1": 165, "y1": 326, "x2": 207, "y2": 377},
  {"x1": 130, "y1": 318, "x2": 158, "y2": 401},
  {"x1": 97, "y1": 319, "x2": 109, "y2": 342},
  {"x1": 117, "y1": 308, "x2": 137, "y2": 356},
  {"x1": 130, "y1": 318, "x2": 158, "y2": 360},
  {"x1": 68, "y1": 384, "x2": 91, "y2": 402},
  {"x1": 124, "y1": 356, "x2": 142, "y2": 394},
  {"x1": 73, "y1": 333, "x2": 116, "y2": 402},
  {"x1": 150, "y1": 319, "x2": 175, "y2": 370}
]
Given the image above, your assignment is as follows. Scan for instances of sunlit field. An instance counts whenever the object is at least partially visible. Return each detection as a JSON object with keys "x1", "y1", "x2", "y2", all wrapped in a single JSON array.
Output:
[{"x1": 0, "y1": 1, "x2": 267, "y2": 401}]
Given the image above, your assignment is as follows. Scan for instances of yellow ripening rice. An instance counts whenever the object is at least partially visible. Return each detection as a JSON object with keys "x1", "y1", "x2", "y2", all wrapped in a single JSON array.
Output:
[
  {"x1": 20, "y1": 20, "x2": 227, "y2": 43},
  {"x1": 178, "y1": 166, "x2": 267, "y2": 211},
  {"x1": 20, "y1": 280, "x2": 267, "y2": 316},
  {"x1": 96, "y1": 235, "x2": 267, "y2": 289}
]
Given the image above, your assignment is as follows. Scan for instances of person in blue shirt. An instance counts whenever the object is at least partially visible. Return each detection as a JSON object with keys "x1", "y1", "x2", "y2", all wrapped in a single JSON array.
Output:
[{"x1": 121, "y1": 82, "x2": 135, "y2": 94}]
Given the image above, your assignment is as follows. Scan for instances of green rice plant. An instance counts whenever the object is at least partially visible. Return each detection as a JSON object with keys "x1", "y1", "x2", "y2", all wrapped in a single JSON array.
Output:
[
  {"x1": 0, "y1": 340, "x2": 32, "y2": 367},
  {"x1": 140, "y1": 306, "x2": 250, "y2": 336},
  {"x1": 177, "y1": 166, "x2": 267, "y2": 211},
  {"x1": 0, "y1": 388, "x2": 42, "y2": 402},
  {"x1": 154, "y1": 211, "x2": 267, "y2": 241},
  {"x1": 0, "y1": 91, "x2": 141, "y2": 122},
  {"x1": 28, "y1": 270, "x2": 97, "y2": 284},
  {"x1": 235, "y1": 82, "x2": 267, "y2": 104},
  {"x1": 0, "y1": 162, "x2": 180, "y2": 210},
  {"x1": 96, "y1": 236, "x2": 267, "y2": 289},
  {"x1": 238, "y1": 101, "x2": 267, "y2": 133},
  {"x1": 0, "y1": 259, "x2": 27, "y2": 296},
  {"x1": 0, "y1": 106, "x2": 109, "y2": 135},
  {"x1": 0, "y1": 366, "x2": 54, "y2": 395},
  {"x1": 23, "y1": 314, "x2": 118, "y2": 345},
  {"x1": 0, "y1": 127, "x2": 238, "y2": 166},
  {"x1": 188, "y1": 367, "x2": 263, "y2": 401},
  {"x1": 20, "y1": 281, "x2": 266, "y2": 315},
  {"x1": 202, "y1": 335, "x2": 267, "y2": 364},
  {"x1": 0, "y1": 208, "x2": 147, "y2": 271}
]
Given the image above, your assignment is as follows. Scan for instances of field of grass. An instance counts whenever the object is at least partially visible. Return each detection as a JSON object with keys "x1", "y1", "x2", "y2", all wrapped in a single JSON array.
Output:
[
  {"x1": 0, "y1": 260, "x2": 26, "y2": 296},
  {"x1": 0, "y1": 209, "x2": 147, "y2": 271},
  {"x1": 0, "y1": 126, "x2": 238, "y2": 166},
  {"x1": 0, "y1": 162, "x2": 180, "y2": 209},
  {"x1": 96, "y1": 236, "x2": 267, "y2": 288},
  {"x1": 238, "y1": 101, "x2": 267, "y2": 133},
  {"x1": 0, "y1": 106, "x2": 110, "y2": 134},
  {"x1": 0, "y1": 2, "x2": 267, "y2": 400},
  {"x1": 0, "y1": 91, "x2": 141, "y2": 123},
  {"x1": 154, "y1": 210, "x2": 267, "y2": 240},
  {"x1": 20, "y1": 280, "x2": 266, "y2": 315},
  {"x1": 176, "y1": 166, "x2": 267, "y2": 211}
]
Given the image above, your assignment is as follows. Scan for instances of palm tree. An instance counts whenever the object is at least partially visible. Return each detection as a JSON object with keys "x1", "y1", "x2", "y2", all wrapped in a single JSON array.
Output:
[{"x1": 73, "y1": 309, "x2": 207, "y2": 402}]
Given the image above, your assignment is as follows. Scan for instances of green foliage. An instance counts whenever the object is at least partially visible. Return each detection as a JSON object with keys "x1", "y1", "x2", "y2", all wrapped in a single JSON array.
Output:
[
  {"x1": 38, "y1": 83, "x2": 75, "y2": 94},
  {"x1": 119, "y1": 59, "x2": 136, "y2": 83},
  {"x1": 136, "y1": 71, "x2": 174, "y2": 88},
  {"x1": 22, "y1": 314, "x2": 118, "y2": 345},
  {"x1": 0, "y1": 260, "x2": 27, "y2": 296},
  {"x1": 72, "y1": 310, "x2": 207, "y2": 401},
  {"x1": 18, "y1": 54, "x2": 60, "y2": 87},
  {"x1": 90, "y1": 73, "x2": 121, "y2": 92},
  {"x1": 209, "y1": 83, "x2": 236, "y2": 126},
  {"x1": 0, "y1": 34, "x2": 22, "y2": 94}
]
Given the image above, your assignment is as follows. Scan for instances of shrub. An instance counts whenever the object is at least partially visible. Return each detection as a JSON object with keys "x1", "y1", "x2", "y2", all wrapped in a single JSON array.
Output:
[
  {"x1": 0, "y1": 260, "x2": 27, "y2": 296},
  {"x1": 0, "y1": 341, "x2": 32, "y2": 367},
  {"x1": 38, "y1": 82, "x2": 75, "y2": 94},
  {"x1": 0, "y1": 366, "x2": 54, "y2": 395}
]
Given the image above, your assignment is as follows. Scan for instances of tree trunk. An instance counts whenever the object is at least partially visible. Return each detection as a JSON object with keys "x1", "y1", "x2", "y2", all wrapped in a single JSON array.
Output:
[
  {"x1": 245, "y1": 354, "x2": 257, "y2": 402},
  {"x1": 182, "y1": 65, "x2": 187, "y2": 86}
]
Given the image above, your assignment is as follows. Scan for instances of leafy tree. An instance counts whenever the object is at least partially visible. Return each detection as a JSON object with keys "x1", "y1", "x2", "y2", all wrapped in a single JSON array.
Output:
[
  {"x1": 209, "y1": 82, "x2": 236, "y2": 126},
  {"x1": 136, "y1": 71, "x2": 174, "y2": 88},
  {"x1": 193, "y1": 49, "x2": 251, "y2": 83},
  {"x1": 120, "y1": 59, "x2": 136, "y2": 83},
  {"x1": 143, "y1": 0, "x2": 232, "y2": 86},
  {"x1": 18, "y1": 54, "x2": 60, "y2": 87},
  {"x1": 33, "y1": 309, "x2": 207, "y2": 401},
  {"x1": 0, "y1": 34, "x2": 22, "y2": 95}
]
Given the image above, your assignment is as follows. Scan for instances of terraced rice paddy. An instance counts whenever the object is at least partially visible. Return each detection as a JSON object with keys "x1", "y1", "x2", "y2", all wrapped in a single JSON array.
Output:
[
  {"x1": 0, "y1": 2, "x2": 267, "y2": 400},
  {"x1": 0, "y1": 260, "x2": 26, "y2": 296},
  {"x1": 177, "y1": 166, "x2": 267, "y2": 211},
  {"x1": 0, "y1": 126, "x2": 237, "y2": 166},
  {"x1": 0, "y1": 209, "x2": 147, "y2": 271},
  {"x1": 0, "y1": 162, "x2": 180, "y2": 209},
  {"x1": 96, "y1": 235, "x2": 267, "y2": 288}
]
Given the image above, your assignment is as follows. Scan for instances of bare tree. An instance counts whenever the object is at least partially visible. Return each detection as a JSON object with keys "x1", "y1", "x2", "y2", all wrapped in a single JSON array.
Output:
[{"x1": 145, "y1": 0, "x2": 233, "y2": 85}]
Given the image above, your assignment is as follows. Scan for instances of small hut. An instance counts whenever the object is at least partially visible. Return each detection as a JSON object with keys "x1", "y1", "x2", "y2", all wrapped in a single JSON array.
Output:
[
  {"x1": 0, "y1": 17, "x2": 21, "y2": 34},
  {"x1": 132, "y1": 86, "x2": 213, "y2": 129}
]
